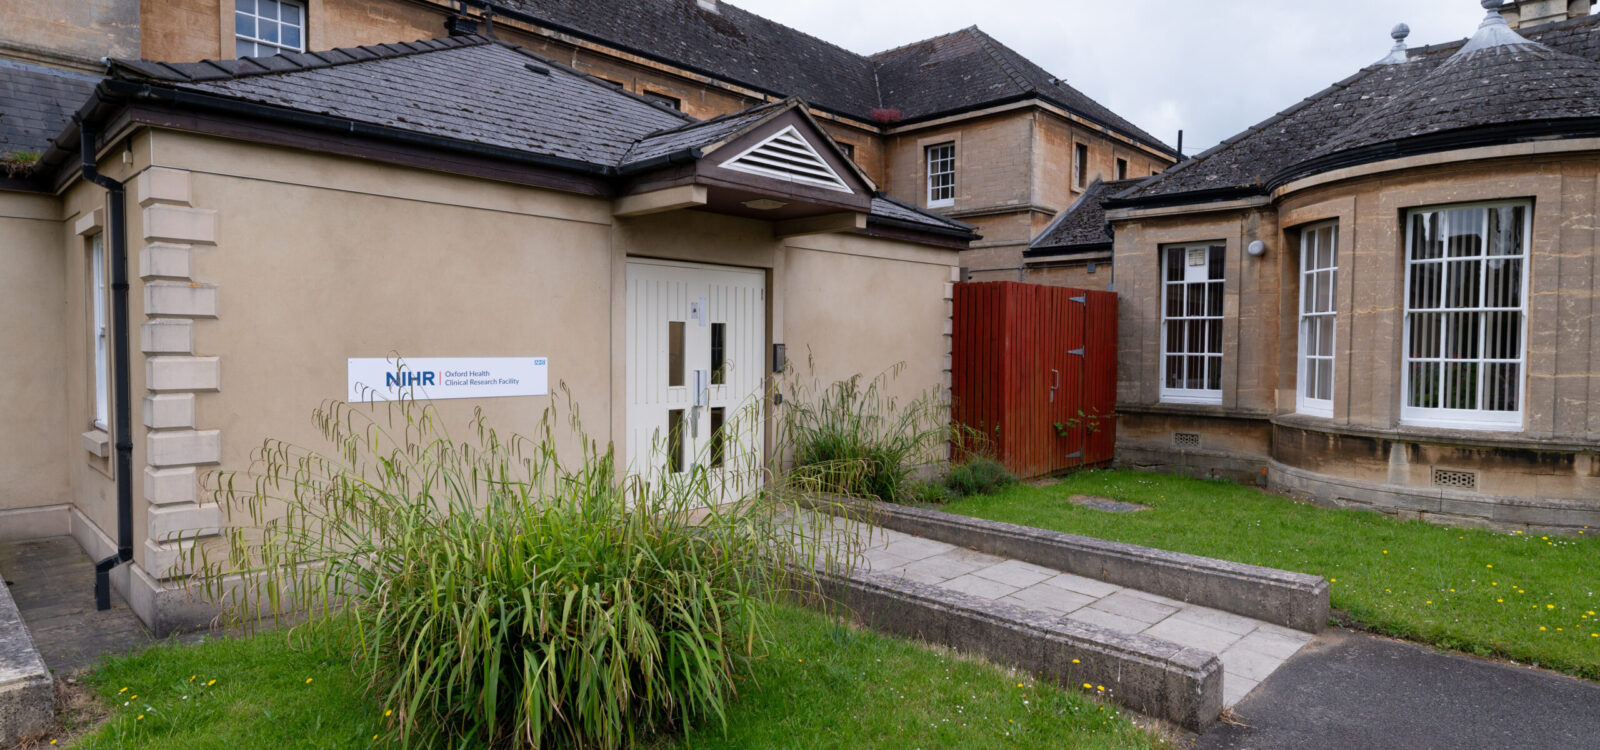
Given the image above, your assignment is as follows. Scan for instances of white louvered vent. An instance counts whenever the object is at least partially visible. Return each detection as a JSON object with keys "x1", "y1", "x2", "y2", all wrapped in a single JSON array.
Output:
[{"x1": 719, "y1": 126, "x2": 851, "y2": 192}]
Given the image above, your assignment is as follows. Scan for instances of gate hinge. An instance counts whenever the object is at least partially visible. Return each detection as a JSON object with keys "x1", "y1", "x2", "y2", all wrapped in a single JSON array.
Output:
[
  {"x1": 1065, "y1": 451, "x2": 1083, "y2": 459},
  {"x1": 1068, "y1": 295, "x2": 1086, "y2": 303},
  {"x1": 1068, "y1": 347, "x2": 1085, "y2": 356}
]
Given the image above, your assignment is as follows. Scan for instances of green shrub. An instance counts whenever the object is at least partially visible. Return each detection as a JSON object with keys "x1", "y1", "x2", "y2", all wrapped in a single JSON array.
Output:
[
  {"x1": 779, "y1": 361, "x2": 950, "y2": 504},
  {"x1": 943, "y1": 457, "x2": 1016, "y2": 498},
  {"x1": 190, "y1": 388, "x2": 828, "y2": 749},
  {"x1": 902, "y1": 478, "x2": 959, "y2": 505}
]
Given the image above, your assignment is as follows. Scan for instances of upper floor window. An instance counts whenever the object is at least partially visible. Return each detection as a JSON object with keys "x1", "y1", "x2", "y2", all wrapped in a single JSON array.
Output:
[
  {"x1": 89, "y1": 233, "x2": 109, "y2": 430},
  {"x1": 1074, "y1": 143, "x2": 1089, "y2": 190},
  {"x1": 1116, "y1": 157, "x2": 1129, "y2": 181},
  {"x1": 236, "y1": 0, "x2": 305, "y2": 57},
  {"x1": 1298, "y1": 222, "x2": 1338, "y2": 417},
  {"x1": 1402, "y1": 202, "x2": 1529, "y2": 430},
  {"x1": 1161, "y1": 244, "x2": 1225, "y2": 404},
  {"x1": 926, "y1": 142, "x2": 955, "y2": 207},
  {"x1": 642, "y1": 90, "x2": 681, "y2": 111}
]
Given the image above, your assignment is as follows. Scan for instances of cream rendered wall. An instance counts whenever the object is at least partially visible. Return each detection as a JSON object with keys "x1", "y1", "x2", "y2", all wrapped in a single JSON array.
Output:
[
  {"x1": 0, "y1": 192, "x2": 70, "y2": 513},
  {"x1": 149, "y1": 131, "x2": 616, "y2": 496}
]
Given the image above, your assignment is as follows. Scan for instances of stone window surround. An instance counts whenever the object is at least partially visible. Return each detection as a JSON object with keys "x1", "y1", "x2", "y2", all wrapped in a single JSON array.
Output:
[
  {"x1": 1293, "y1": 220, "x2": 1339, "y2": 419},
  {"x1": 1159, "y1": 242, "x2": 1227, "y2": 405},
  {"x1": 74, "y1": 207, "x2": 114, "y2": 473},
  {"x1": 219, "y1": 0, "x2": 322, "y2": 60},
  {"x1": 916, "y1": 132, "x2": 960, "y2": 210}
]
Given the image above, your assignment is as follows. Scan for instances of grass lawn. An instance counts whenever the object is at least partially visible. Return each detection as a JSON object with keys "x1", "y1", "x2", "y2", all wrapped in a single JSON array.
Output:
[
  {"x1": 69, "y1": 604, "x2": 1164, "y2": 749},
  {"x1": 940, "y1": 470, "x2": 1600, "y2": 680}
]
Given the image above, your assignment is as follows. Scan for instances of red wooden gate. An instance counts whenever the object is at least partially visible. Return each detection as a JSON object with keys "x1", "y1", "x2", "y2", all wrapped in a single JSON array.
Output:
[{"x1": 951, "y1": 281, "x2": 1117, "y2": 479}]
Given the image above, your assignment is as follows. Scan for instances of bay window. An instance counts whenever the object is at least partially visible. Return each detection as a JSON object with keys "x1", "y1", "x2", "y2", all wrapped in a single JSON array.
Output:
[
  {"x1": 1161, "y1": 244, "x2": 1225, "y2": 404},
  {"x1": 1402, "y1": 202, "x2": 1529, "y2": 430}
]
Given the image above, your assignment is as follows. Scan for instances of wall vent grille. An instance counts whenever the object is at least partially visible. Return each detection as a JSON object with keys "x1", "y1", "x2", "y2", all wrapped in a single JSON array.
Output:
[
  {"x1": 1173, "y1": 432, "x2": 1201, "y2": 448},
  {"x1": 1432, "y1": 468, "x2": 1477, "y2": 490},
  {"x1": 719, "y1": 125, "x2": 851, "y2": 192}
]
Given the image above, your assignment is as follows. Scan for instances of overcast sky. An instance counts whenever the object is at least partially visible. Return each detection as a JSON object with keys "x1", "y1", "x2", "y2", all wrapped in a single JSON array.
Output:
[{"x1": 728, "y1": 0, "x2": 1509, "y2": 154}]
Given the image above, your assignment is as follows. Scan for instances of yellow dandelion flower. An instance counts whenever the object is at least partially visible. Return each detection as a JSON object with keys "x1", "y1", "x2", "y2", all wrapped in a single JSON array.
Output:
[
  {"x1": 206, "y1": 679, "x2": 216, "y2": 686},
  {"x1": 189, "y1": 675, "x2": 196, "y2": 682},
  {"x1": 50, "y1": 741, "x2": 56, "y2": 746},
  {"x1": 1426, "y1": 600, "x2": 1433, "y2": 604},
  {"x1": 137, "y1": 715, "x2": 145, "y2": 721},
  {"x1": 373, "y1": 735, "x2": 380, "y2": 741},
  {"x1": 1083, "y1": 683, "x2": 1092, "y2": 689},
  {"x1": 385, "y1": 710, "x2": 393, "y2": 717},
  {"x1": 1071, "y1": 659, "x2": 1080, "y2": 664},
  {"x1": 305, "y1": 678, "x2": 313, "y2": 684},
  {"x1": 1486, "y1": 564, "x2": 1492, "y2": 569},
  {"x1": 118, "y1": 687, "x2": 127, "y2": 694},
  {"x1": 130, "y1": 695, "x2": 136, "y2": 700},
  {"x1": 1383, "y1": 550, "x2": 1388, "y2": 555},
  {"x1": 1492, "y1": 582, "x2": 1498, "y2": 586},
  {"x1": 1548, "y1": 604, "x2": 1556, "y2": 609},
  {"x1": 1539, "y1": 626, "x2": 1547, "y2": 631},
  {"x1": 1017, "y1": 683, "x2": 1024, "y2": 688},
  {"x1": 1330, "y1": 578, "x2": 1337, "y2": 583},
  {"x1": 1497, "y1": 599, "x2": 1504, "y2": 603},
  {"x1": 1592, "y1": 634, "x2": 1598, "y2": 638}
]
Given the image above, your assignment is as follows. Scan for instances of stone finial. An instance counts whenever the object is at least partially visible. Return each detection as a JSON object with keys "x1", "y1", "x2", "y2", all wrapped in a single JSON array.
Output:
[
  {"x1": 1481, "y1": 0, "x2": 1503, "y2": 10},
  {"x1": 1379, "y1": 22, "x2": 1412, "y2": 64}
]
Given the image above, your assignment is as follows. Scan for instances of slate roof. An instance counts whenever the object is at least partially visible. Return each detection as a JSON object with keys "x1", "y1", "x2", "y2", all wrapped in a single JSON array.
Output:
[
  {"x1": 96, "y1": 37, "x2": 970, "y2": 239},
  {"x1": 1028, "y1": 178, "x2": 1144, "y2": 253},
  {"x1": 493, "y1": 0, "x2": 884, "y2": 118},
  {"x1": 0, "y1": 59, "x2": 99, "y2": 159},
  {"x1": 870, "y1": 194, "x2": 977, "y2": 233},
  {"x1": 111, "y1": 36, "x2": 693, "y2": 167},
  {"x1": 620, "y1": 98, "x2": 788, "y2": 166},
  {"x1": 489, "y1": 1, "x2": 1172, "y2": 153},
  {"x1": 1120, "y1": 13, "x2": 1600, "y2": 204},
  {"x1": 871, "y1": 27, "x2": 1168, "y2": 147}
]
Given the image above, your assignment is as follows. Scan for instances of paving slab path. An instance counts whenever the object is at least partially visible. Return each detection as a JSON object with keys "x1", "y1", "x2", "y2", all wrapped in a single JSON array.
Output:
[
  {"x1": 0, "y1": 537, "x2": 152, "y2": 673},
  {"x1": 826, "y1": 518, "x2": 1315, "y2": 707},
  {"x1": 1194, "y1": 628, "x2": 1600, "y2": 750}
]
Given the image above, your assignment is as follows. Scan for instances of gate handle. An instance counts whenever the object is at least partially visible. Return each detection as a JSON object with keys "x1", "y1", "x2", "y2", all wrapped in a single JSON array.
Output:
[{"x1": 1049, "y1": 368, "x2": 1059, "y2": 403}]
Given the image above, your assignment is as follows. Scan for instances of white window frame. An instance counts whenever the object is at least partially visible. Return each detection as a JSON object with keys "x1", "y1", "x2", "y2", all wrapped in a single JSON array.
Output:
[
  {"x1": 925, "y1": 142, "x2": 955, "y2": 208},
  {"x1": 1401, "y1": 201, "x2": 1530, "y2": 431},
  {"x1": 90, "y1": 233, "x2": 109, "y2": 430},
  {"x1": 1297, "y1": 221, "x2": 1339, "y2": 418},
  {"x1": 1159, "y1": 244, "x2": 1225, "y2": 405},
  {"x1": 235, "y1": 0, "x2": 306, "y2": 58}
]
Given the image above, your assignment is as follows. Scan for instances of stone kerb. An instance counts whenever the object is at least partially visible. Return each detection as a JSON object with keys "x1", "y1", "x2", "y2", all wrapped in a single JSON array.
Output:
[
  {"x1": 0, "y1": 579, "x2": 52, "y2": 745},
  {"x1": 812, "y1": 496, "x2": 1330, "y2": 633},
  {"x1": 806, "y1": 565, "x2": 1224, "y2": 730}
]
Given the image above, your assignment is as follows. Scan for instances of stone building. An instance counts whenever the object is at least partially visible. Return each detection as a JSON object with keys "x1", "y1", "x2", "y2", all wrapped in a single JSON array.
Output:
[
  {"x1": 1103, "y1": 1, "x2": 1600, "y2": 532},
  {"x1": 0, "y1": 0, "x2": 1177, "y2": 284},
  {"x1": 0, "y1": 8, "x2": 981, "y2": 631}
]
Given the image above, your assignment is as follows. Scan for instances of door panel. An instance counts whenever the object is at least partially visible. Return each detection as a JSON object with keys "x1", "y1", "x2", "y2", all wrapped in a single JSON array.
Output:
[{"x1": 626, "y1": 260, "x2": 765, "y2": 494}]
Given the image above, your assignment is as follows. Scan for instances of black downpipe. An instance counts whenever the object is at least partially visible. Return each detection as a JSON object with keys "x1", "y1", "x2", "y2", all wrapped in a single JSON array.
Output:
[{"x1": 79, "y1": 123, "x2": 134, "y2": 611}]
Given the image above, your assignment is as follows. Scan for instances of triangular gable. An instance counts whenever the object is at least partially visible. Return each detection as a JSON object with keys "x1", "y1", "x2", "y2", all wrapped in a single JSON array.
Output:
[{"x1": 717, "y1": 124, "x2": 851, "y2": 193}]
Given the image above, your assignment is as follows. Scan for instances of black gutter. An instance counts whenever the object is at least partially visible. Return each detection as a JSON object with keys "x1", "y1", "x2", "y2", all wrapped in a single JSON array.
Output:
[
  {"x1": 864, "y1": 214, "x2": 979, "y2": 240},
  {"x1": 78, "y1": 123, "x2": 134, "y2": 612},
  {"x1": 615, "y1": 147, "x2": 703, "y2": 176}
]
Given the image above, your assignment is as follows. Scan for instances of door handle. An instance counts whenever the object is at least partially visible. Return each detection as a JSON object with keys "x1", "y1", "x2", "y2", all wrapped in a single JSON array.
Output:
[
  {"x1": 691, "y1": 369, "x2": 708, "y2": 436},
  {"x1": 1049, "y1": 368, "x2": 1060, "y2": 403}
]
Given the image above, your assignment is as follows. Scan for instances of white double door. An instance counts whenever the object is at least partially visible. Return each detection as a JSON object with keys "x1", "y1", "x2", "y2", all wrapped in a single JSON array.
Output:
[{"x1": 625, "y1": 259, "x2": 766, "y2": 492}]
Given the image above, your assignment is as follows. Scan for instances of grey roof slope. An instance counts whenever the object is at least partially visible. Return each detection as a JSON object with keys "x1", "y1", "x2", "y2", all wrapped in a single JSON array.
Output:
[
  {"x1": 101, "y1": 37, "x2": 969, "y2": 238},
  {"x1": 620, "y1": 98, "x2": 788, "y2": 166},
  {"x1": 1029, "y1": 178, "x2": 1144, "y2": 252},
  {"x1": 493, "y1": 0, "x2": 883, "y2": 116},
  {"x1": 112, "y1": 36, "x2": 693, "y2": 167},
  {"x1": 870, "y1": 194, "x2": 977, "y2": 233},
  {"x1": 1314, "y1": 26, "x2": 1600, "y2": 157},
  {"x1": 872, "y1": 27, "x2": 1169, "y2": 148},
  {"x1": 490, "y1": 1, "x2": 1171, "y2": 153},
  {"x1": 0, "y1": 59, "x2": 99, "y2": 158},
  {"x1": 1121, "y1": 13, "x2": 1600, "y2": 202}
]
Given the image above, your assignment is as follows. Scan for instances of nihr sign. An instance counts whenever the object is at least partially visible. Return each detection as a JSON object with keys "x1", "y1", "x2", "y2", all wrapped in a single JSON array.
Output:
[{"x1": 348, "y1": 357, "x2": 549, "y2": 402}]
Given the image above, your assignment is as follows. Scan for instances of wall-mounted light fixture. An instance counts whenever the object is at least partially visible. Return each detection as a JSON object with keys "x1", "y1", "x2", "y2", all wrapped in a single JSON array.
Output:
[{"x1": 1247, "y1": 240, "x2": 1267, "y2": 257}]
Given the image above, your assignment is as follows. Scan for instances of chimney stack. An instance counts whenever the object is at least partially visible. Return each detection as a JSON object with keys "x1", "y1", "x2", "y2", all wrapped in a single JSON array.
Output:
[{"x1": 1499, "y1": 0, "x2": 1593, "y2": 29}]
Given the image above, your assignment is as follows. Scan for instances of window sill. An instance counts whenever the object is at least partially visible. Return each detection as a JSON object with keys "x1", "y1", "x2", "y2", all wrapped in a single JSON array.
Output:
[
  {"x1": 927, "y1": 200, "x2": 954, "y2": 210},
  {"x1": 81, "y1": 429, "x2": 110, "y2": 458},
  {"x1": 1159, "y1": 392, "x2": 1222, "y2": 407}
]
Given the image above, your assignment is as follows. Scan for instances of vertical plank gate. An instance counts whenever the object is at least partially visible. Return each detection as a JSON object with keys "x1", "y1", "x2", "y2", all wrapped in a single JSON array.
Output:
[{"x1": 951, "y1": 281, "x2": 1117, "y2": 479}]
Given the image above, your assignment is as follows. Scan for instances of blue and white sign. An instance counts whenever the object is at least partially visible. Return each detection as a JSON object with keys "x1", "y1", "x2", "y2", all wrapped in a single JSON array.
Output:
[{"x1": 347, "y1": 357, "x2": 549, "y2": 402}]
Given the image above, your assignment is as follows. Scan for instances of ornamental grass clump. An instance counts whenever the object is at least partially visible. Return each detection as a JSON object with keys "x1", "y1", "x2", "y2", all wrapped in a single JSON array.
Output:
[
  {"x1": 779, "y1": 360, "x2": 951, "y2": 503},
  {"x1": 189, "y1": 388, "x2": 828, "y2": 749}
]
